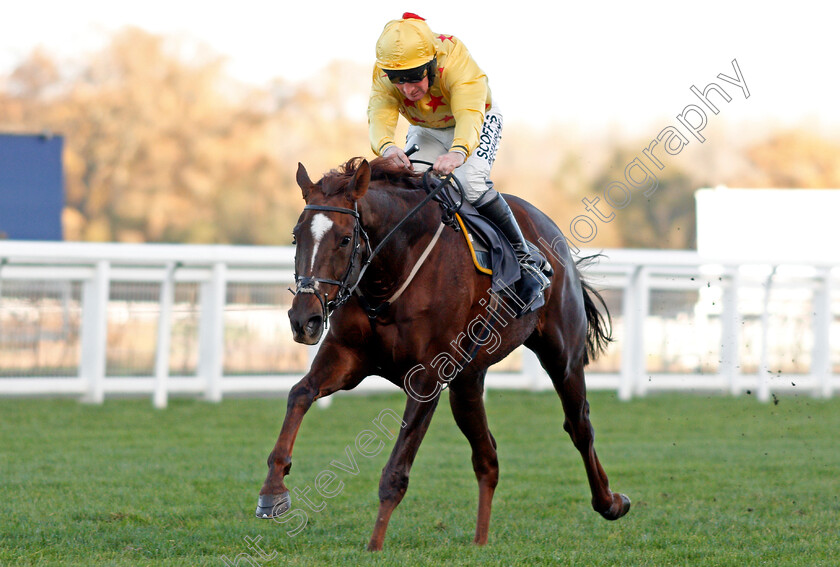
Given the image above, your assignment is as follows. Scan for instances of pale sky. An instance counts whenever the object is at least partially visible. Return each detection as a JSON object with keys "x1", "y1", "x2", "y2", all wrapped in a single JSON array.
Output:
[{"x1": 1, "y1": 1, "x2": 838, "y2": 135}]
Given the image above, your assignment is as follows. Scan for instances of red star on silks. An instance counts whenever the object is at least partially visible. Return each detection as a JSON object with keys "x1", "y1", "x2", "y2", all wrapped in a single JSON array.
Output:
[
  {"x1": 438, "y1": 66, "x2": 444, "y2": 75},
  {"x1": 428, "y1": 93, "x2": 445, "y2": 111},
  {"x1": 412, "y1": 117, "x2": 426, "y2": 123},
  {"x1": 403, "y1": 98, "x2": 416, "y2": 108},
  {"x1": 437, "y1": 34, "x2": 453, "y2": 42},
  {"x1": 485, "y1": 103, "x2": 491, "y2": 110},
  {"x1": 442, "y1": 114, "x2": 454, "y2": 123}
]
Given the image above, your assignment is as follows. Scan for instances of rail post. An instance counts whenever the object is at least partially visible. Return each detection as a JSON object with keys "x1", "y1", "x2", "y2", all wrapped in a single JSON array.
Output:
[
  {"x1": 80, "y1": 260, "x2": 110, "y2": 404},
  {"x1": 200, "y1": 262, "x2": 227, "y2": 403},
  {"x1": 153, "y1": 262, "x2": 177, "y2": 409}
]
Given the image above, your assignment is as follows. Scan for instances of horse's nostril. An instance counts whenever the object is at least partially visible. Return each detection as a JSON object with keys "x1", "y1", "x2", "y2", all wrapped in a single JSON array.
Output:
[{"x1": 305, "y1": 315, "x2": 323, "y2": 335}]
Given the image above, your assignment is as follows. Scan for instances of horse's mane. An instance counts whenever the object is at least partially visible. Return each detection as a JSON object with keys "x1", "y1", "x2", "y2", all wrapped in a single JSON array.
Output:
[{"x1": 320, "y1": 156, "x2": 424, "y2": 196}]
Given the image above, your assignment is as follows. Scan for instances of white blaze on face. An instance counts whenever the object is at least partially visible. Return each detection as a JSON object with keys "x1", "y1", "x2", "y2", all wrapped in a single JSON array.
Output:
[{"x1": 309, "y1": 213, "x2": 334, "y2": 273}]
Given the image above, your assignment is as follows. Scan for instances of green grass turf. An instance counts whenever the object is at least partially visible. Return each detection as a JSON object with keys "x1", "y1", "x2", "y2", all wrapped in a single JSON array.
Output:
[{"x1": 1, "y1": 389, "x2": 838, "y2": 566}]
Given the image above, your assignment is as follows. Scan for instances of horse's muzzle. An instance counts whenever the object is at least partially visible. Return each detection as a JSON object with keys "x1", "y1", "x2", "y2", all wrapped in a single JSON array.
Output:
[{"x1": 289, "y1": 296, "x2": 325, "y2": 345}]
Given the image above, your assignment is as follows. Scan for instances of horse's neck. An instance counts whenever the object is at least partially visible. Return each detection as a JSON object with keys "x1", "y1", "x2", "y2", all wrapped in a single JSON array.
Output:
[{"x1": 359, "y1": 186, "x2": 437, "y2": 297}]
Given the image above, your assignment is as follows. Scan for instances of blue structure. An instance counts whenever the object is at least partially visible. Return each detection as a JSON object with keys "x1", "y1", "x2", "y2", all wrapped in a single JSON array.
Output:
[{"x1": 0, "y1": 133, "x2": 64, "y2": 240}]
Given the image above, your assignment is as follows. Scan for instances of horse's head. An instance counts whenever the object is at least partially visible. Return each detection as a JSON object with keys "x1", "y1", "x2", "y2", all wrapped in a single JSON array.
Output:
[{"x1": 288, "y1": 158, "x2": 371, "y2": 344}]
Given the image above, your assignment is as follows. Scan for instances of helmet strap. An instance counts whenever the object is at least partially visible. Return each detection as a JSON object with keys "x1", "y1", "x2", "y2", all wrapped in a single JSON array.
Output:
[{"x1": 425, "y1": 57, "x2": 437, "y2": 85}]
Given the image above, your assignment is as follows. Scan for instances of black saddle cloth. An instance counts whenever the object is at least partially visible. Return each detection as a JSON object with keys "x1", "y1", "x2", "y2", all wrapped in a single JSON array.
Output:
[{"x1": 439, "y1": 186, "x2": 521, "y2": 294}]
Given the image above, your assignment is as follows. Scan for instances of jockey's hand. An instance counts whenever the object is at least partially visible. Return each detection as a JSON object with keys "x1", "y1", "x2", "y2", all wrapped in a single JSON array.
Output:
[
  {"x1": 433, "y1": 151, "x2": 466, "y2": 176},
  {"x1": 383, "y1": 146, "x2": 412, "y2": 169}
]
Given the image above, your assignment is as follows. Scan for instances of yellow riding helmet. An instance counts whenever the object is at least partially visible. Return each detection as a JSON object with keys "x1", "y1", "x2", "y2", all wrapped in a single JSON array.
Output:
[{"x1": 375, "y1": 13, "x2": 437, "y2": 71}]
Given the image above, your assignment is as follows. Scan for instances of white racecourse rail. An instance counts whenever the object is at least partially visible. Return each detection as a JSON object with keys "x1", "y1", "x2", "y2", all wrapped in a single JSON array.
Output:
[{"x1": 0, "y1": 241, "x2": 837, "y2": 407}]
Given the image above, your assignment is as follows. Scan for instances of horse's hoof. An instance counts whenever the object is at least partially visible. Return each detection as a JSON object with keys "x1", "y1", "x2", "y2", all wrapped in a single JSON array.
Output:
[
  {"x1": 600, "y1": 493, "x2": 631, "y2": 521},
  {"x1": 255, "y1": 492, "x2": 291, "y2": 519}
]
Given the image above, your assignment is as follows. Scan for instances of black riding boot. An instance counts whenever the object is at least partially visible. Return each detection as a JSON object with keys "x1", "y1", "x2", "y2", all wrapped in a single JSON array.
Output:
[{"x1": 475, "y1": 192, "x2": 551, "y2": 316}]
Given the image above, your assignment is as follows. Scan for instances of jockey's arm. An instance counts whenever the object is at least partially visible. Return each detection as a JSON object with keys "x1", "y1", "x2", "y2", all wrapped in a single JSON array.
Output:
[
  {"x1": 444, "y1": 41, "x2": 490, "y2": 158},
  {"x1": 368, "y1": 69, "x2": 402, "y2": 157}
]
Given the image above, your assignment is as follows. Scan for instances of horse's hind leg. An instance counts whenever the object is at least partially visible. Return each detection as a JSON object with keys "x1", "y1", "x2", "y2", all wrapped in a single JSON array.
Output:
[
  {"x1": 528, "y1": 338, "x2": 630, "y2": 520},
  {"x1": 561, "y1": 363, "x2": 630, "y2": 520},
  {"x1": 449, "y1": 371, "x2": 498, "y2": 545}
]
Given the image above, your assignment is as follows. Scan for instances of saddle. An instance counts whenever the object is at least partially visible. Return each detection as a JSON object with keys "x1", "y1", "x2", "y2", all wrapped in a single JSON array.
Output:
[
  {"x1": 356, "y1": 174, "x2": 552, "y2": 321},
  {"x1": 436, "y1": 184, "x2": 552, "y2": 294}
]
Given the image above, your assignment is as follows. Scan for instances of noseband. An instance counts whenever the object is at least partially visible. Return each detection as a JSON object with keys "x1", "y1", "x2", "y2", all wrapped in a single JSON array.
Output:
[{"x1": 292, "y1": 203, "x2": 370, "y2": 325}]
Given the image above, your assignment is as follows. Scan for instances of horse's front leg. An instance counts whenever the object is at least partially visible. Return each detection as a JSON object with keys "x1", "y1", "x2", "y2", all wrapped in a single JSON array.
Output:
[
  {"x1": 256, "y1": 338, "x2": 368, "y2": 518},
  {"x1": 367, "y1": 376, "x2": 442, "y2": 551}
]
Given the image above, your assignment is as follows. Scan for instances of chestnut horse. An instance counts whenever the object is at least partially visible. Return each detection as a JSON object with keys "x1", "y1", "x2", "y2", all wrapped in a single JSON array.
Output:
[{"x1": 256, "y1": 156, "x2": 630, "y2": 550}]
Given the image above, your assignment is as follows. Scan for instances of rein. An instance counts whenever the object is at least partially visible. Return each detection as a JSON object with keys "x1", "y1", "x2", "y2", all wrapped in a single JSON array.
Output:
[{"x1": 293, "y1": 159, "x2": 465, "y2": 325}]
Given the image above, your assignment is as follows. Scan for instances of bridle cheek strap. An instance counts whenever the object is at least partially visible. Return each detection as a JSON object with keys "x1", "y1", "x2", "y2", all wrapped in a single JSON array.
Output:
[{"x1": 292, "y1": 203, "x2": 368, "y2": 328}]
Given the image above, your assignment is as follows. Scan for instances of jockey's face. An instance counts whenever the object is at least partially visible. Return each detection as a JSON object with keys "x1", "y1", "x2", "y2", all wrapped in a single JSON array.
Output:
[{"x1": 394, "y1": 76, "x2": 429, "y2": 102}]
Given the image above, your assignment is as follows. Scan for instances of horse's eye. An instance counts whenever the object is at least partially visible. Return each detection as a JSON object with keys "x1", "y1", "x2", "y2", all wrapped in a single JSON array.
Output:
[{"x1": 339, "y1": 236, "x2": 352, "y2": 247}]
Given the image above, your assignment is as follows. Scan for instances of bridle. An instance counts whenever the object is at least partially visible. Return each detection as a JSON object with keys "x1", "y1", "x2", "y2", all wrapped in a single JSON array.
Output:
[
  {"x1": 292, "y1": 202, "x2": 369, "y2": 325},
  {"x1": 291, "y1": 155, "x2": 465, "y2": 327}
]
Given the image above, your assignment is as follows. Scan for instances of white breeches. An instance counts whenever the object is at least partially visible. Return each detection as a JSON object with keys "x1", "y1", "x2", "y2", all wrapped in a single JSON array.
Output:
[{"x1": 405, "y1": 104, "x2": 503, "y2": 204}]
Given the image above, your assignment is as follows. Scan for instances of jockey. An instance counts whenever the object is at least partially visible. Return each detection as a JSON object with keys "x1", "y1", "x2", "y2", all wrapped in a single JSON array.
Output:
[{"x1": 368, "y1": 13, "x2": 550, "y2": 315}]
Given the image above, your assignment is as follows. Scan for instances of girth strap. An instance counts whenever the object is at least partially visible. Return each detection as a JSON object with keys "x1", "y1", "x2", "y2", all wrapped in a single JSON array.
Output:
[{"x1": 387, "y1": 221, "x2": 445, "y2": 304}]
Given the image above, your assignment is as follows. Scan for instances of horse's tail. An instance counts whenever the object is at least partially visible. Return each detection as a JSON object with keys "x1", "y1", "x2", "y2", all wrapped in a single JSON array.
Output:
[{"x1": 576, "y1": 255, "x2": 613, "y2": 364}]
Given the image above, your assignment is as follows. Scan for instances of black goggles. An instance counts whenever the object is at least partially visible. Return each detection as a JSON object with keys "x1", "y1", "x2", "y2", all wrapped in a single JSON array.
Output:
[{"x1": 384, "y1": 59, "x2": 435, "y2": 85}]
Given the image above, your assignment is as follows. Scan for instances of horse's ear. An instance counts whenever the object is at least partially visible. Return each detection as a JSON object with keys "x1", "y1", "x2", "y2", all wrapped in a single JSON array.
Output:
[
  {"x1": 296, "y1": 162, "x2": 314, "y2": 201},
  {"x1": 346, "y1": 159, "x2": 370, "y2": 201}
]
